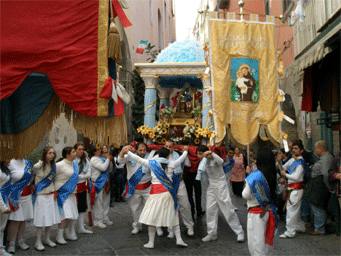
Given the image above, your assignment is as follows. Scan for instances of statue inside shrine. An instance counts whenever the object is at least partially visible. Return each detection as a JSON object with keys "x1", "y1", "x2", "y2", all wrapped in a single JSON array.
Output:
[{"x1": 174, "y1": 91, "x2": 193, "y2": 118}]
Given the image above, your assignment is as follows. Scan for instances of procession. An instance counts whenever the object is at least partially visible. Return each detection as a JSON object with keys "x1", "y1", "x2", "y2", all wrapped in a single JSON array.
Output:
[{"x1": 0, "y1": 0, "x2": 340, "y2": 255}]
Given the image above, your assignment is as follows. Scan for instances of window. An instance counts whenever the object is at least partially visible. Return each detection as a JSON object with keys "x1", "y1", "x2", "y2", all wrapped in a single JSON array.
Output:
[
  {"x1": 282, "y1": 0, "x2": 295, "y2": 23},
  {"x1": 265, "y1": 0, "x2": 270, "y2": 15}
]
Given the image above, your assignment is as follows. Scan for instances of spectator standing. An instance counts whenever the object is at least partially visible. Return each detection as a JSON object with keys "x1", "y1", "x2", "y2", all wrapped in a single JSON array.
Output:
[
  {"x1": 304, "y1": 141, "x2": 334, "y2": 235},
  {"x1": 231, "y1": 148, "x2": 246, "y2": 197}
]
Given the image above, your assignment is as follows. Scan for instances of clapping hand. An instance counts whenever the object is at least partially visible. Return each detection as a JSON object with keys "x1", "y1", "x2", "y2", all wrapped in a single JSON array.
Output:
[{"x1": 182, "y1": 146, "x2": 189, "y2": 152}]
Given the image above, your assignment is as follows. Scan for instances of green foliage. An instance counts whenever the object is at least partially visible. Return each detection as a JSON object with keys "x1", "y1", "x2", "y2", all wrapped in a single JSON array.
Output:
[
  {"x1": 131, "y1": 70, "x2": 145, "y2": 141},
  {"x1": 26, "y1": 148, "x2": 43, "y2": 164},
  {"x1": 145, "y1": 43, "x2": 159, "y2": 63}
]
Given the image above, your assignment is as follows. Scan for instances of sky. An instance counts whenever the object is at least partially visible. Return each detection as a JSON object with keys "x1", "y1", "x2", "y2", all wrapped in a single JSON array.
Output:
[{"x1": 175, "y1": 0, "x2": 201, "y2": 42}]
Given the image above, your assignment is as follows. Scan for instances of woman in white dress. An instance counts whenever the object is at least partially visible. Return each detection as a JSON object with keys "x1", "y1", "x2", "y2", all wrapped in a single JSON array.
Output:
[
  {"x1": 122, "y1": 145, "x2": 189, "y2": 249},
  {"x1": 0, "y1": 161, "x2": 12, "y2": 256},
  {"x1": 32, "y1": 146, "x2": 61, "y2": 251},
  {"x1": 7, "y1": 158, "x2": 34, "y2": 254},
  {"x1": 54, "y1": 147, "x2": 79, "y2": 245}
]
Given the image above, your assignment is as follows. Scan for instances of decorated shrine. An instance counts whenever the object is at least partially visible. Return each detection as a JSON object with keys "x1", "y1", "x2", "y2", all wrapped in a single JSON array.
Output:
[{"x1": 134, "y1": 40, "x2": 216, "y2": 146}]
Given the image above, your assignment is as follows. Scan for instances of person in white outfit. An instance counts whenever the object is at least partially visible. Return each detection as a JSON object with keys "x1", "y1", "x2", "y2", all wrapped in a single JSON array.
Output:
[
  {"x1": 223, "y1": 147, "x2": 235, "y2": 196},
  {"x1": 7, "y1": 158, "x2": 34, "y2": 254},
  {"x1": 195, "y1": 145, "x2": 245, "y2": 243},
  {"x1": 54, "y1": 147, "x2": 79, "y2": 245},
  {"x1": 164, "y1": 141, "x2": 194, "y2": 238},
  {"x1": 0, "y1": 161, "x2": 13, "y2": 256},
  {"x1": 32, "y1": 147, "x2": 61, "y2": 251},
  {"x1": 122, "y1": 146, "x2": 189, "y2": 249},
  {"x1": 89, "y1": 146, "x2": 113, "y2": 229},
  {"x1": 118, "y1": 143, "x2": 156, "y2": 235},
  {"x1": 74, "y1": 142, "x2": 93, "y2": 234},
  {"x1": 279, "y1": 141, "x2": 308, "y2": 238},
  {"x1": 242, "y1": 147, "x2": 278, "y2": 256}
]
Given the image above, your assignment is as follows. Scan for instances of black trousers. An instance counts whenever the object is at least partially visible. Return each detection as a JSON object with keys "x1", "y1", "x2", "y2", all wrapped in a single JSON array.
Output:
[
  {"x1": 232, "y1": 181, "x2": 244, "y2": 197},
  {"x1": 76, "y1": 190, "x2": 88, "y2": 213},
  {"x1": 113, "y1": 168, "x2": 126, "y2": 200},
  {"x1": 183, "y1": 172, "x2": 203, "y2": 217}
]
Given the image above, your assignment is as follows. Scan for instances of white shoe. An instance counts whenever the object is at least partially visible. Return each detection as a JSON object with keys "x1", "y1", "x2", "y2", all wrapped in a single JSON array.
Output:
[
  {"x1": 0, "y1": 249, "x2": 12, "y2": 256},
  {"x1": 202, "y1": 235, "x2": 217, "y2": 242},
  {"x1": 7, "y1": 242, "x2": 15, "y2": 254},
  {"x1": 156, "y1": 227, "x2": 163, "y2": 236},
  {"x1": 132, "y1": 227, "x2": 141, "y2": 235},
  {"x1": 56, "y1": 229, "x2": 67, "y2": 245},
  {"x1": 237, "y1": 233, "x2": 245, "y2": 243},
  {"x1": 187, "y1": 228, "x2": 194, "y2": 236},
  {"x1": 167, "y1": 231, "x2": 175, "y2": 239},
  {"x1": 78, "y1": 227, "x2": 93, "y2": 234},
  {"x1": 279, "y1": 232, "x2": 295, "y2": 238},
  {"x1": 65, "y1": 232, "x2": 78, "y2": 241},
  {"x1": 176, "y1": 239, "x2": 188, "y2": 247},
  {"x1": 18, "y1": 240, "x2": 29, "y2": 250},
  {"x1": 143, "y1": 242, "x2": 154, "y2": 249},
  {"x1": 45, "y1": 239, "x2": 57, "y2": 248},
  {"x1": 95, "y1": 223, "x2": 107, "y2": 229},
  {"x1": 296, "y1": 228, "x2": 306, "y2": 233},
  {"x1": 35, "y1": 242, "x2": 45, "y2": 251},
  {"x1": 104, "y1": 220, "x2": 113, "y2": 226}
]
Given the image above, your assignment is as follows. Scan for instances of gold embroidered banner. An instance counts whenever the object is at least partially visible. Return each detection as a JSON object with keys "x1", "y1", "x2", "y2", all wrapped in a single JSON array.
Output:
[{"x1": 209, "y1": 16, "x2": 280, "y2": 146}]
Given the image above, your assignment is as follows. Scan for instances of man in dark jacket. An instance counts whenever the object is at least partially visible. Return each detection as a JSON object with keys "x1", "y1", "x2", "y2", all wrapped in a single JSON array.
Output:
[{"x1": 303, "y1": 141, "x2": 334, "y2": 235}]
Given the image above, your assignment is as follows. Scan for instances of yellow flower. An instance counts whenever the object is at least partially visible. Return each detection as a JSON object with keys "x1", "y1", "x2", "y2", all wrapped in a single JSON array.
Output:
[
  {"x1": 157, "y1": 138, "x2": 162, "y2": 144},
  {"x1": 185, "y1": 121, "x2": 190, "y2": 125},
  {"x1": 157, "y1": 124, "x2": 162, "y2": 129},
  {"x1": 161, "y1": 138, "x2": 167, "y2": 144},
  {"x1": 195, "y1": 123, "x2": 201, "y2": 128},
  {"x1": 162, "y1": 128, "x2": 167, "y2": 134},
  {"x1": 165, "y1": 124, "x2": 170, "y2": 128},
  {"x1": 195, "y1": 135, "x2": 200, "y2": 138},
  {"x1": 150, "y1": 133, "x2": 155, "y2": 139},
  {"x1": 194, "y1": 138, "x2": 201, "y2": 145}
]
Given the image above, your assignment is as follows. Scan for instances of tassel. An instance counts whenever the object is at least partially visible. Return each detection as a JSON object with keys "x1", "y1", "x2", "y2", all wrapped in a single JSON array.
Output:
[{"x1": 108, "y1": 18, "x2": 122, "y2": 62}]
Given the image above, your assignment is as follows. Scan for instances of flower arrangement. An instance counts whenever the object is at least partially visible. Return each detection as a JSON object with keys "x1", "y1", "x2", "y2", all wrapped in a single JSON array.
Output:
[
  {"x1": 137, "y1": 121, "x2": 170, "y2": 144},
  {"x1": 195, "y1": 127, "x2": 216, "y2": 143},
  {"x1": 182, "y1": 122, "x2": 202, "y2": 145},
  {"x1": 159, "y1": 105, "x2": 174, "y2": 118}
]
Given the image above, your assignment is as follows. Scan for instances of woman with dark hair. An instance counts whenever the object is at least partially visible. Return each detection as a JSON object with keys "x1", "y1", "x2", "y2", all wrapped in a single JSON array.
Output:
[
  {"x1": 242, "y1": 147, "x2": 278, "y2": 256},
  {"x1": 54, "y1": 147, "x2": 79, "y2": 245},
  {"x1": 74, "y1": 142, "x2": 92, "y2": 234},
  {"x1": 121, "y1": 145, "x2": 189, "y2": 249},
  {"x1": 0, "y1": 161, "x2": 12, "y2": 256},
  {"x1": 89, "y1": 146, "x2": 113, "y2": 229},
  {"x1": 7, "y1": 156, "x2": 33, "y2": 254},
  {"x1": 32, "y1": 146, "x2": 60, "y2": 251},
  {"x1": 231, "y1": 148, "x2": 246, "y2": 197}
]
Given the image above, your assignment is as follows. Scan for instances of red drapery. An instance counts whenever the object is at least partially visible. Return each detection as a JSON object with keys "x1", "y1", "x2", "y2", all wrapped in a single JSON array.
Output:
[{"x1": 1, "y1": 0, "x2": 101, "y2": 116}]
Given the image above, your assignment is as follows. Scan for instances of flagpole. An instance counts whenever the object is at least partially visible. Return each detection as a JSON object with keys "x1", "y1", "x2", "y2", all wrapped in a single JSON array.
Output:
[
  {"x1": 238, "y1": 0, "x2": 245, "y2": 20},
  {"x1": 247, "y1": 144, "x2": 250, "y2": 167}
]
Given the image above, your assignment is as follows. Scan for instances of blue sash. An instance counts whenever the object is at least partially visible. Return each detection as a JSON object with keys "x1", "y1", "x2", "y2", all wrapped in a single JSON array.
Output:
[
  {"x1": 57, "y1": 161, "x2": 78, "y2": 213},
  {"x1": 246, "y1": 170, "x2": 278, "y2": 228},
  {"x1": 89, "y1": 157, "x2": 109, "y2": 194},
  {"x1": 172, "y1": 151, "x2": 184, "y2": 174},
  {"x1": 288, "y1": 158, "x2": 309, "y2": 175},
  {"x1": 122, "y1": 153, "x2": 152, "y2": 198},
  {"x1": 149, "y1": 160, "x2": 181, "y2": 213},
  {"x1": 32, "y1": 165, "x2": 56, "y2": 206},
  {"x1": 223, "y1": 158, "x2": 235, "y2": 174},
  {"x1": 9, "y1": 159, "x2": 33, "y2": 211},
  {"x1": 0, "y1": 177, "x2": 12, "y2": 205}
]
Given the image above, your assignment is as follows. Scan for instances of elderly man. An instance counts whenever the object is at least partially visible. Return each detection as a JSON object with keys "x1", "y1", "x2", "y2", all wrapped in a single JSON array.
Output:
[{"x1": 303, "y1": 141, "x2": 334, "y2": 235}]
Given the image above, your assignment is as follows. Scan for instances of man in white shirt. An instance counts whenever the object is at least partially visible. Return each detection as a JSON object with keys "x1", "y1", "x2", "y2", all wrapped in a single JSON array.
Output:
[
  {"x1": 164, "y1": 141, "x2": 194, "y2": 238},
  {"x1": 118, "y1": 143, "x2": 155, "y2": 234},
  {"x1": 279, "y1": 141, "x2": 307, "y2": 238},
  {"x1": 196, "y1": 145, "x2": 244, "y2": 243}
]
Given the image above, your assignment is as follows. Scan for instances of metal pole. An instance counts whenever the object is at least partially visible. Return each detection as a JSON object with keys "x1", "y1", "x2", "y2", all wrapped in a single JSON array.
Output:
[{"x1": 247, "y1": 144, "x2": 250, "y2": 167}]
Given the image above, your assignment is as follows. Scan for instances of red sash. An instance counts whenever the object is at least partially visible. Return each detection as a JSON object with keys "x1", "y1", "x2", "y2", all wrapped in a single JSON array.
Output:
[
  {"x1": 135, "y1": 181, "x2": 151, "y2": 190},
  {"x1": 287, "y1": 181, "x2": 304, "y2": 189},
  {"x1": 77, "y1": 181, "x2": 88, "y2": 193},
  {"x1": 150, "y1": 184, "x2": 168, "y2": 194},
  {"x1": 249, "y1": 207, "x2": 276, "y2": 246},
  {"x1": 21, "y1": 186, "x2": 31, "y2": 196},
  {"x1": 49, "y1": 191, "x2": 57, "y2": 200}
]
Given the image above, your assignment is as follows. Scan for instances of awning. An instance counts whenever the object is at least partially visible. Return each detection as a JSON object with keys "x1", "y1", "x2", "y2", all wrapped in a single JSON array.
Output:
[{"x1": 285, "y1": 17, "x2": 341, "y2": 78}]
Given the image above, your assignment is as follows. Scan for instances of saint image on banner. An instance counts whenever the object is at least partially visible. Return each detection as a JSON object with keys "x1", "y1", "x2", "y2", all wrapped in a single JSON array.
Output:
[{"x1": 230, "y1": 58, "x2": 259, "y2": 103}]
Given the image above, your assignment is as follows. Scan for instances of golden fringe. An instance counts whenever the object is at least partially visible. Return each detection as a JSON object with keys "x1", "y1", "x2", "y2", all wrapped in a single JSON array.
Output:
[
  {"x1": 1, "y1": 94, "x2": 128, "y2": 161},
  {"x1": 0, "y1": 94, "x2": 62, "y2": 161},
  {"x1": 64, "y1": 105, "x2": 127, "y2": 147}
]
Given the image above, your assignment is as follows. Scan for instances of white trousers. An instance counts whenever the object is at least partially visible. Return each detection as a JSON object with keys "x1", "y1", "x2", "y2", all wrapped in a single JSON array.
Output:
[
  {"x1": 0, "y1": 211, "x2": 8, "y2": 249},
  {"x1": 206, "y1": 183, "x2": 243, "y2": 236},
  {"x1": 93, "y1": 190, "x2": 110, "y2": 225},
  {"x1": 247, "y1": 212, "x2": 272, "y2": 256},
  {"x1": 285, "y1": 189, "x2": 305, "y2": 235},
  {"x1": 225, "y1": 172, "x2": 233, "y2": 195},
  {"x1": 129, "y1": 186, "x2": 150, "y2": 229},
  {"x1": 177, "y1": 181, "x2": 194, "y2": 229}
]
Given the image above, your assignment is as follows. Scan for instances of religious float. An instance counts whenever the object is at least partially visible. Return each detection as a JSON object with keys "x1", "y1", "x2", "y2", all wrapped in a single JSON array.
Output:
[{"x1": 134, "y1": 1, "x2": 290, "y2": 165}]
